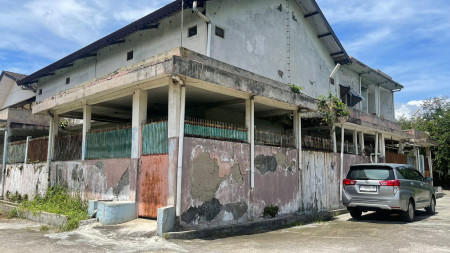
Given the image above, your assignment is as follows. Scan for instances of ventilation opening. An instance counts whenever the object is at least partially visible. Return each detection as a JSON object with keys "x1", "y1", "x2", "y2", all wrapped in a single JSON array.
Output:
[
  {"x1": 38, "y1": 89, "x2": 42, "y2": 95},
  {"x1": 188, "y1": 26, "x2": 197, "y2": 37},
  {"x1": 127, "y1": 51, "x2": 134, "y2": 61},
  {"x1": 66, "y1": 77, "x2": 70, "y2": 85},
  {"x1": 215, "y1": 26, "x2": 225, "y2": 39}
]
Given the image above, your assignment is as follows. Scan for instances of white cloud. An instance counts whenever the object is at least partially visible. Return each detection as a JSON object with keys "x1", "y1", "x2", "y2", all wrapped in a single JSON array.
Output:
[{"x1": 395, "y1": 100, "x2": 423, "y2": 119}]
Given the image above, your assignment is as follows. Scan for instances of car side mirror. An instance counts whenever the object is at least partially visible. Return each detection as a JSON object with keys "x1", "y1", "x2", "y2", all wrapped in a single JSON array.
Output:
[{"x1": 425, "y1": 177, "x2": 433, "y2": 182}]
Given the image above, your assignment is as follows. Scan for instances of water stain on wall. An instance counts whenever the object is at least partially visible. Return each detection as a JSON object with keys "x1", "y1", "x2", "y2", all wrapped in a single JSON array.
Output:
[
  {"x1": 255, "y1": 154, "x2": 277, "y2": 175},
  {"x1": 181, "y1": 198, "x2": 248, "y2": 224}
]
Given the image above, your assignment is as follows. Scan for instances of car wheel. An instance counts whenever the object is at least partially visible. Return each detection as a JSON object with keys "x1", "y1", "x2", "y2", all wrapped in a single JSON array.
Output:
[
  {"x1": 425, "y1": 197, "x2": 436, "y2": 214},
  {"x1": 350, "y1": 209, "x2": 362, "y2": 219},
  {"x1": 402, "y1": 200, "x2": 415, "y2": 222}
]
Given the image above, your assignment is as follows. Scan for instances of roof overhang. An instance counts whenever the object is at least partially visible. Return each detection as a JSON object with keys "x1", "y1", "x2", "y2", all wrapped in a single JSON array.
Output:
[
  {"x1": 295, "y1": 0, "x2": 351, "y2": 64},
  {"x1": 347, "y1": 57, "x2": 404, "y2": 91}
]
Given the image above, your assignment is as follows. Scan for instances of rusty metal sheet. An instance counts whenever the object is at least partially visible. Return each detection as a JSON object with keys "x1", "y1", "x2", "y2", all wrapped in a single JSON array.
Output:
[
  {"x1": 138, "y1": 154, "x2": 169, "y2": 218},
  {"x1": 385, "y1": 151, "x2": 407, "y2": 164}
]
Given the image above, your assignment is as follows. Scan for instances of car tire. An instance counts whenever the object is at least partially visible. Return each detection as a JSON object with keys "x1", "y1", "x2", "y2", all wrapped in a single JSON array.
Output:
[
  {"x1": 350, "y1": 209, "x2": 362, "y2": 219},
  {"x1": 425, "y1": 197, "x2": 436, "y2": 215},
  {"x1": 402, "y1": 200, "x2": 415, "y2": 222}
]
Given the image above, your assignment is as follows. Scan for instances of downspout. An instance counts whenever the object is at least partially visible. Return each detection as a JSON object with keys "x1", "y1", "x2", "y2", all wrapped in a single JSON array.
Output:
[
  {"x1": 193, "y1": 1, "x2": 211, "y2": 57},
  {"x1": 1, "y1": 126, "x2": 10, "y2": 198},
  {"x1": 176, "y1": 82, "x2": 186, "y2": 217}
]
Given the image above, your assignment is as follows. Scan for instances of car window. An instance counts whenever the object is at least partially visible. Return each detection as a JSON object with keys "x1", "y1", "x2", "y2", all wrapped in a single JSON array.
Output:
[
  {"x1": 411, "y1": 170, "x2": 424, "y2": 181},
  {"x1": 396, "y1": 167, "x2": 407, "y2": 179},
  {"x1": 347, "y1": 166, "x2": 394, "y2": 180}
]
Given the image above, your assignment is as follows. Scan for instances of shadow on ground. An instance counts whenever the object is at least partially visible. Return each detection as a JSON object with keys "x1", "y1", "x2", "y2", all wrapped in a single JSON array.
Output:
[{"x1": 347, "y1": 210, "x2": 437, "y2": 224}]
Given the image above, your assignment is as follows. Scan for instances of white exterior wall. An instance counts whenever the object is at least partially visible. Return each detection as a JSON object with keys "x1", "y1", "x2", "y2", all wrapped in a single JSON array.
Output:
[
  {"x1": 380, "y1": 87, "x2": 394, "y2": 121},
  {"x1": 0, "y1": 76, "x2": 35, "y2": 110},
  {"x1": 36, "y1": 9, "x2": 208, "y2": 102}
]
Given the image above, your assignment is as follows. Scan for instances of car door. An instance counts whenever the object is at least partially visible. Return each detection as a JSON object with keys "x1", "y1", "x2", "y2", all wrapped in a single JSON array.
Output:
[
  {"x1": 404, "y1": 168, "x2": 422, "y2": 204},
  {"x1": 411, "y1": 169, "x2": 431, "y2": 206}
]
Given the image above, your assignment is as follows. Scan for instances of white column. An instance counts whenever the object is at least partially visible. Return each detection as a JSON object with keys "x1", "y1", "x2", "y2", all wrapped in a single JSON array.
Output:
[
  {"x1": 380, "y1": 133, "x2": 385, "y2": 158},
  {"x1": 246, "y1": 99, "x2": 251, "y2": 143},
  {"x1": 1, "y1": 127, "x2": 10, "y2": 198},
  {"x1": 131, "y1": 89, "x2": 148, "y2": 159},
  {"x1": 46, "y1": 115, "x2": 59, "y2": 173},
  {"x1": 399, "y1": 141, "x2": 404, "y2": 154},
  {"x1": 24, "y1": 136, "x2": 31, "y2": 164},
  {"x1": 81, "y1": 105, "x2": 92, "y2": 160},
  {"x1": 294, "y1": 112, "x2": 302, "y2": 170},
  {"x1": 176, "y1": 85, "x2": 186, "y2": 217},
  {"x1": 250, "y1": 97, "x2": 255, "y2": 189},
  {"x1": 374, "y1": 132, "x2": 379, "y2": 163},
  {"x1": 353, "y1": 129, "x2": 358, "y2": 155},
  {"x1": 332, "y1": 126, "x2": 337, "y2": 153},
  {"x1": 375, "y1": 85, "x2": 381, "y2": 116},
  {"x1": 359, "y1": 131, "x2": 365, "y2": 154},
  {"x1": 339, "y1": 125, "x2": 345, "y2": 201},
  {"x1": 426, "y1": 147, "x2": 433, "y2": 185}
]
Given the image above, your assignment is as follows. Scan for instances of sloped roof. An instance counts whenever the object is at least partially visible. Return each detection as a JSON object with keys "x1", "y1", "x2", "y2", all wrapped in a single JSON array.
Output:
[
  {"x1": 0, "y1": 71, "x2": 27, "y2": 82},
  {"x1": 19, "y1": 0, "x2": 350, "y2": 88}
]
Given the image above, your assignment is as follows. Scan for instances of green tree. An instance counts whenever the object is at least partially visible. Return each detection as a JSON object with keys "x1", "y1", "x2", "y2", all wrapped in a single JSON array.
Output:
[{"x1": 399, "y1": 97, "x2": 450, "y2": 188}]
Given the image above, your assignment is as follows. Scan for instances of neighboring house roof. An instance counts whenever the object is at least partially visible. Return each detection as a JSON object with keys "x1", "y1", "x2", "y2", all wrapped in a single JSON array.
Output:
[
  {"x1": 18, "y1": 0, "x2": 350, "y2": 88},
  {"x1": 347, "y1": 57, "x2": 404, "y2": 91},
  {"x1": 0, "y1": 71, "x2": 27, "y2": 82}
]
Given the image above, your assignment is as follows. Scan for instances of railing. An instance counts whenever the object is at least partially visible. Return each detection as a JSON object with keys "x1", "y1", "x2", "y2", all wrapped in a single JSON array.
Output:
[
  {"x1": 302, "y1": 135, "x2": 333, "y2": 151},
  {"x1": 142, "y1": 121, "x2": 168, "y2": 155},
  {"x1": 184, "y1": 117, "x2": 248, "y2": 142},
  {"x1": 85, "y1": 126, "x2": 132, "y2": 160},
  {"x1": 255, "y1": 130, "x2": 295, "y2": 148},
  {"x1": 55, "y1": 133, "x2": 82, "y2": 161}
]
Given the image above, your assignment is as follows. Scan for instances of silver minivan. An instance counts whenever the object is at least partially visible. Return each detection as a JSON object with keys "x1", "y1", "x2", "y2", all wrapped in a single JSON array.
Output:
[{"x1": 342, "y1": 163, "x2": 436, "y2": 222}]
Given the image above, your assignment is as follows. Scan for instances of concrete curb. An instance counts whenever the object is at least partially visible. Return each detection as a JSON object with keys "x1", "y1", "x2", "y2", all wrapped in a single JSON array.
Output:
[
  {"x1": 0, "y1": 200, "x2": 17, "y2": 214},
  {"x1": 0, "y1": 200, "x2": 68, "y2": 227},
  {"x1": 166, "y1": 209, "x2": 348, "y2": 240}
]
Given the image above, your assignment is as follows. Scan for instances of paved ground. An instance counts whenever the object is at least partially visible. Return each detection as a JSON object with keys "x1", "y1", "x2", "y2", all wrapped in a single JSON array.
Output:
[{"x1": 0, "y1": 191, "x2": 449, "y2": 252}]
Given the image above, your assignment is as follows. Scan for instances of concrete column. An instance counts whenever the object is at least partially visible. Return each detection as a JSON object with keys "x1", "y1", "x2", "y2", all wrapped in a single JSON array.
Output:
[
  {"x1": 414, "y1": 146, "x2": 420, "y2": 171},
  {"x1": 375, "y1": 85, "x2": 381, "y2": 116},
  {"x1": 426, "y1": 147, "x2": 433, "y2": 185},
  {"x1": 1, "y1": 126, "x2": 10, "y2": 198},
  {"x1": 374, "y1": 132, "x2": 379, "y2": 163},
  {"x1": 332, "y1": 126, "x2": 337, "y2": 153},
  {"x1": 379, "y1": 133, "x2": 385, "y2": 158},
  {"x1": 81, "y1": 105, "x2": 92, "y2": 160},
  {"x1": 46, "y1": 115, "x2": 59, "y2": 173},
  {"x1": 359, "y1": 131, "x2": 365, "y2": 154},
  {"x1": 399, "y1": 141, "x2": 404, "y2": 154},
  {"x1": 131, "y1": 89, "x2": 148, "y2": 159},
  {"x1": 24, "y1": 136, "x2": 31, "y2": 164},
  {"x1": 246, "y1": 99, "x2": 251, "y2": 143},
  {"x1": 294, "y1": 112, "x2": 302, "y2": 170},
  {"x1": 353, "y1": 129, "x2": 358, "y2": 155},
  {"x1": 250, "y1": 97, "x2": 255, "y2": 189},
  {"x1": 168, "y1": 81, "x2": 182, "y2": 207},
  {"x1": 176, "y1": 85, "x2": 186, "y2": 217}
]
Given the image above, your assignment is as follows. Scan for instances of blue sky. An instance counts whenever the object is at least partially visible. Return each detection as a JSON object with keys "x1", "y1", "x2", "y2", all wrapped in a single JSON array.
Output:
[{"x1": 0, "y1": 0, "x2": 449, "y2": 118}]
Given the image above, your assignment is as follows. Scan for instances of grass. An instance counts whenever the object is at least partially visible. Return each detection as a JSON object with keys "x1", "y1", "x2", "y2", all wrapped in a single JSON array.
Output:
[
  {"x1": 18, "y1": 186, "x2": 89, "y2": 231},
  {"x1": 40, "y1": 225, "x2": 50, "y2": 232}
]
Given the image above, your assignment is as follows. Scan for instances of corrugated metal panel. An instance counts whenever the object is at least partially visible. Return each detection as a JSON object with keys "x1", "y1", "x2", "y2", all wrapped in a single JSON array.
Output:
[
  {"x1": 184, "y1": 118, "x2": 248, "y2": 142},
  {"x1": 55, "y1": 133, "x2": 82, "y2": 161},
  {"x1": 27, "y1": 137, "x2": 48, "y2": 163},
  {"x1": 86, "y1": 127, "x2": 132, "y2": 160},
  {"x1": 7, "y1": 141, "x2": 26, "y2": 164},
  {"x1": 142, "y1": 121, "x2": 168, "y2": 155}
]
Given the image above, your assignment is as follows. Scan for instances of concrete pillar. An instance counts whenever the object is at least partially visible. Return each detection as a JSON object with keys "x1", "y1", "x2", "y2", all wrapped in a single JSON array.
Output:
[
  {"x1": 81, "y1": 105, "x2": 92, "y2": 160},
  {"x1": 1, "y1": 126, "x2": 10, "y2": 198},
  {"x1": 353, "y1": 129, "x2": 358, "y2": 155},
  {"x1": 359, "y1": 131, "x2": 365, "y2": 154},
  {"x1": 332, "y1": 126, "x2": 337, "y2": 153},
  {"x1": 175, "y1": 86, "x2": 186, "y2": 217},
  {"x1": 414, "y1": 146, "x2": 420, "y2": 172},
  {"x1": 339, "y1": 125, "x2": 345, "y2": 201},
  {"x1": 379, "y1": 133, "x2": 385, "y2": 158},
  {"x1": 168, "y1": 81, "x2": 182, "y2": 207},
  {"x1": 46, "y1": 115, "x2": 59, "y2": 173},
  {"x1": 294, "y1": 112, "x2": 302, "y2": 169},
  {"x1": 375, "y1": 85, "x2": 381, "y2": 116},
  {"x1": 426, "y1": 147, "x2": 433, "y2": 185},
  {"x1": 131, "y1": 89, "x2": 148, "y2": 159},
  {"x1": 250, "y1": 97, "x2": 255, "y2": 189},
  {"x1": 246, "y1": 99, "x2": 251, "y2": 143},
  {"x1": 24, "y1": 136, "x2": 31, "y2": 164},
  {"x1": 374, "y1": 132, "x2": 379, "y2": 163},
  {"x1": 399, "y1": 141, "x2": 404, "y2": 154}
]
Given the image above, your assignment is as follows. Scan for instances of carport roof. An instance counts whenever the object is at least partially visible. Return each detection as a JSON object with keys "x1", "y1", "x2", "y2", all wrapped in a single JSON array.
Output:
[{"x1": 18, "y1": 0, "x2": 350, "y2": 88}]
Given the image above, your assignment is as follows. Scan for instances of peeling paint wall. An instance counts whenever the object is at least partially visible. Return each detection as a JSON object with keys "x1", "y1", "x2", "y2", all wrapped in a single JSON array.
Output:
[
  {"x1": 3, "y1": 163, "x2": 48, "y2": 199},
  {"x1": 50, "y1": 158, "x2": 138, "y2": 201},
  {"x1": 181, "y1": 137, "x2": 250, "y2": 230}
]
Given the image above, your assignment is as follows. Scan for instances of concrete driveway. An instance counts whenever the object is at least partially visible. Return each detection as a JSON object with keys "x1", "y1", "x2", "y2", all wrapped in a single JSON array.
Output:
[{"x1": 0, "y1": 191, "x2": 448, "y2": 252}]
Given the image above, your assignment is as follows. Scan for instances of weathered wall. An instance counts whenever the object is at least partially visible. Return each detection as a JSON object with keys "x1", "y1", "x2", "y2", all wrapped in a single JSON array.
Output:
[
  {"x1": 0, "y1": 75, "x2": 35, "y2": 110},
  {"x1": 380, "y1": 88, "x2": 394, "y2": 121},
  {"x1": 3, "y1": 163, "x2": 48, "y2": 200},
  {"x1": 50, "y1": 158, "x2": 138, "y2": 201},
  {"x1": 138, "y1": 154, "x2": 169, "y2": 218},
  {"x1": 180, "y1": 137, "x2": 250, "y2": 230}
]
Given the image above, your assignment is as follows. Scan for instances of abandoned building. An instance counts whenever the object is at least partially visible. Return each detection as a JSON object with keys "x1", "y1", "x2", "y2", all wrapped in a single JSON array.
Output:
[{"x1": 0, "y1": 0, "x2": 436, "y2": 232}]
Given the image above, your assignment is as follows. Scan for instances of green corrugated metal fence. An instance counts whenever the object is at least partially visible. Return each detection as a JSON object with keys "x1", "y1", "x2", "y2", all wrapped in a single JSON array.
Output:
[
  {"x1": 142, "y1": 121, "x2": 168, "y2": 155},
  {"x1": 85, "y1": 127, "x2": 132, "y2": 160},
  {"x1": 184, "y1": 122, "x2": 247, "y2": 142}
]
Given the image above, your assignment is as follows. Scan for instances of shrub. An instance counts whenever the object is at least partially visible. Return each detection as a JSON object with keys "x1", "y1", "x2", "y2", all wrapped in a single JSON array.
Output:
[{"x1": 263, "y1": 205, "x2": 279, "y2": 218}]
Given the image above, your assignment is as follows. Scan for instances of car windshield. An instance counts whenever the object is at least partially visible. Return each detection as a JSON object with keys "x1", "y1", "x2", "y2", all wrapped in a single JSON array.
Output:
[{"x1": 347, "y1": 166, "x2": 394, "y2": 180}]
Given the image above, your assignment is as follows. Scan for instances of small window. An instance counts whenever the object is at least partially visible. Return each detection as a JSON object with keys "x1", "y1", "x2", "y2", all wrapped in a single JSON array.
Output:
[
  {"x1": 38, "y1": 89, "x2": 42, "y2": 95},
  {"x1": 215, "y1": 26, "x2": 225, "y2": 39},
  {"x1": 127, "y1": 50, "x2": 134, "y2": 61},
  {"x1": 65, "y1": 77, "x2": 70, "y2": 85},
  {"x1": 188, "y1": 26, "x2": 197, "y2": 37}
]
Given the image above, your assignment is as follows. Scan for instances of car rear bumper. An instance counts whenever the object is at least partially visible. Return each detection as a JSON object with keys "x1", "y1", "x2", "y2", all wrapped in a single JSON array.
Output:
[{"x1": 347, "y1": 202, "x2": 396, "y2": 211}]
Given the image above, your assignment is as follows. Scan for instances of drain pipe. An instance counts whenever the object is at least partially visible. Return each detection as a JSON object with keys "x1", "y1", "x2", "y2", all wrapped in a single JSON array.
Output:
[
  {"x1": 193, "y1": 1, "x2": 211, "y2": 57},
  {"x1": 176, "y1": 81, "x2": 186, "y2": 217}
]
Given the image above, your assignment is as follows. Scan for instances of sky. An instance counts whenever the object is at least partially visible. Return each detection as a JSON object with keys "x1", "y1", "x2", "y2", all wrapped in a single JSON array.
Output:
[{"x1": 0, "y1": 0, "x2": 449, "y2": 119}]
